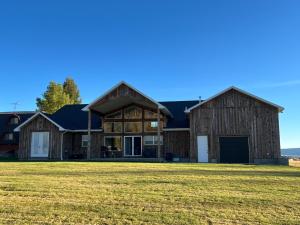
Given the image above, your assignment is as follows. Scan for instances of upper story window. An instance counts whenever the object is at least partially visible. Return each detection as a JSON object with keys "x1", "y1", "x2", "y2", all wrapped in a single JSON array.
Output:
[
  {"x1": 104, "y1": 122, "x2": 123, "y2": 133},
  {"x1": 144, "y1": 121, "x2": 164, "y2": 132},
  {"x1": 105, "y1": 110, "x2": 122, "y2": 119},
  {"x1": 124, "y1": 122, "x2": 142, "y2": 133},
  {"x1": 10, "y1": 117, "x2": 19, "y2": 125},
  {"x1": 4, "y1": 133, "x2": 14, "y2": 141},
  {"x1": 144, "y1": 110, "x2": 163, "y2": 119},
  {"x1": 124, "y1": 106, "x2": 142, "y2": 119}
]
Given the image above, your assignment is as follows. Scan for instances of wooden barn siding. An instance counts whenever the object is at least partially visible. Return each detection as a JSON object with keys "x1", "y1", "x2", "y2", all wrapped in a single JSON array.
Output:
[
  {"x1": 164, "y1": 131, "x2": 190, "y2": 159},
  {"x1": 93, "y1": 83, "x2": 157, "y2": 108},
  {"x1": 18, "y1": 115, "x2": 62, "y2": 160},
  {"x1": 189, "y1": 89, "x2": 280, "y2": 162}
]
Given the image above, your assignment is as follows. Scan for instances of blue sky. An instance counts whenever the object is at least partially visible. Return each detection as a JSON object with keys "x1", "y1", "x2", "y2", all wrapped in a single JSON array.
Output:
[{"x1": 0, "y1": 0, "x2": 299, "y2": 148}]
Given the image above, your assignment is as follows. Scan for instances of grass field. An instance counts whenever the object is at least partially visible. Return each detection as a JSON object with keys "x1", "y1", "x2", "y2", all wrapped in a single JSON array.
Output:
[{"x1": 0, "y1": 162, "x2": 299, "y2": 225}]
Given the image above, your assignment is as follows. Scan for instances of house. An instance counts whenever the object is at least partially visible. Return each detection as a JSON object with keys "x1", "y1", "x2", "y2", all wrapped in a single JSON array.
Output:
[
  {"x1": 13, "y1": 81, "x2": 284, "y2": 163},
  {"x1": 0, "y1": 112, "x2": 35, "y2": 157}
]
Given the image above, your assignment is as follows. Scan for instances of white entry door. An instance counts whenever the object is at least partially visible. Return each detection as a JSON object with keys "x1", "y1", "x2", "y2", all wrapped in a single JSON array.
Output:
[
  {"x1": 31, "y1": 132, "x2": 49, "y2": 157},
  {"x1": 197, "y1": 136, "x2": 208, "y2": 163}
]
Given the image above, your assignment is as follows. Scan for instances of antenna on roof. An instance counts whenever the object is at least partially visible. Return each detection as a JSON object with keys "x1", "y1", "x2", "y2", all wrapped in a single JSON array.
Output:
[
  {"x1": 199, "y1": 96, "x2": 202, "y2": 102},
  {"x1": 11, "y1": 101, "x2": 20, "y2": 111}
]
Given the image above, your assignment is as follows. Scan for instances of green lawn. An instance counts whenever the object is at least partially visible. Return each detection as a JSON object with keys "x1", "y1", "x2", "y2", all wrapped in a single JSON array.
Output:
[{"x1": 0, "y1": 163, "x2": 299, "y2": 225}]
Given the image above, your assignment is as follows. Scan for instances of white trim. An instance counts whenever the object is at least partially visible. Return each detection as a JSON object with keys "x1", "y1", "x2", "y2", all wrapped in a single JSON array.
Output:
[
  {"x1": 81, "y1": 134, "x2": 89, "y2": 148},
  {"x1": 81, "y1": 81, "x2": 172, "y2": 116},
  {"x1": 163, "y1": 128, "x2": 190, "y2": 131},
  {"x1": 185, "y1": 86, "x2": 284, "y2": 113},
  {"x1": 66, "y1": 129, "x2": 103, "y2": 133},
  {"x1": 31, "y1": 132, "x2": 49, "y2": 158},
  {"x1": 124, "y1": 136, "x2": 143, "y2": 157},
  {"x1": 14, "y1": 112, "x2": 66, "y2": 132}
]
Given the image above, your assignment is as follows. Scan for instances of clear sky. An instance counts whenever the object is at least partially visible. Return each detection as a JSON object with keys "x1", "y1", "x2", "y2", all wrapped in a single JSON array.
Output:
[{"x1": 0, "y1": 0, "x2": 299, "y2": 148}]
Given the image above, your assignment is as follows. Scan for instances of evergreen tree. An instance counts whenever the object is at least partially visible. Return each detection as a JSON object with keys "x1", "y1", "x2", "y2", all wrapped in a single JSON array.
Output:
[
  {"x1": 63, "y1": 77, "x2": 81, "y2": 104},
  {"x1": 36, "y1": 81, "x2": 71, "y2": 114}
]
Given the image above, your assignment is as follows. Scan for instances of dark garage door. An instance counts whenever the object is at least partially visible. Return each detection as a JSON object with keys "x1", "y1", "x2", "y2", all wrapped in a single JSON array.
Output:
[{"x1": 219, "y1": 137, "x2": 249, "y2": 163}]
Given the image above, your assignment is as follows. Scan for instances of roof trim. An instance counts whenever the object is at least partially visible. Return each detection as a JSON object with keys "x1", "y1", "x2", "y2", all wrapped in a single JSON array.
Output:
[
  {"x1": 163, "y1": 128, "x2": 190, "y2": 131},
  {"x1": 66, "y1": 129, "x2": 103, "y2": 132},
  {"x1": 185, "y1": 86, "x2": 284, "y2": 113},
  {"x1": 14, "y1": 112, "x2": 66, "y2": 132},
  {"x1": 0, "y1": 111, "x2": 35, "y2": 115},
  {"x1": 81, "y1": 81, "x2": 172, "y2": 116}
]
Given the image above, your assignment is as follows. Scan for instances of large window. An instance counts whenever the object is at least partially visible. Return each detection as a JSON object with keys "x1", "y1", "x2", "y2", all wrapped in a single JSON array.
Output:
[
  {"x1": 124, "y1": 106, "x2": 142, "y2": 119},
  {"x1": 144, "y1": 110, "x2": 163, "y2": 119},
  {"x1": 105, "y1": 110, "x2": 122, "y2": 119},
  {"x1": 104, "y1": 122, "x2": 122, "y2": 133},
  {"x1": 124, "y1": 122, "x2": 142, "y2": 133},
  {"x1": 105, "y1": 136, "x2": 122, "y2": 151},
  {"x1": 144, "y1": 121, "x2": 164, "y2": 132},
  {"x1": 81, "y1": 135, "x2": 89, "y2": 148},
  {"x1": 144, "y1": 136, "x2": 163, "y2": 145}
]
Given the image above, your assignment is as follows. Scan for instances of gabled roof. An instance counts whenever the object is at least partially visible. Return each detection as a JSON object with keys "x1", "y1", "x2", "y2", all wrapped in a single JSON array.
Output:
[
  {"x1": 185, "y1": 86, "x2": 284, "y2": 113},
  {"x1": 14, "y1": 112, "x2": 66, "y2": 132},
  {"x1": 82, "y1": 81, "x2": 172, "y2": 116}
]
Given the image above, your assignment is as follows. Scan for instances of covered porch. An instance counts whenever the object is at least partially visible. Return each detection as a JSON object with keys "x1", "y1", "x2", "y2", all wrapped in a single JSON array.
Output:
[{"x1": 79, "y1": 82, "x2": 172, "y2": 160}]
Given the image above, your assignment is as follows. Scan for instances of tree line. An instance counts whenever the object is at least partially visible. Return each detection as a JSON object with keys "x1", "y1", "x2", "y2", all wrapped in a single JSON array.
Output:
[{"x1": 36, "y1": 77, "x2": 81, "y2": 114}]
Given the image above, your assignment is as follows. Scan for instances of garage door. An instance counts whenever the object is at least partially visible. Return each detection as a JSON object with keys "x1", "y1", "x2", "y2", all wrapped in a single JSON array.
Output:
[{"x1": 219, "y1": 137, "x2": 249, "y2": 163}]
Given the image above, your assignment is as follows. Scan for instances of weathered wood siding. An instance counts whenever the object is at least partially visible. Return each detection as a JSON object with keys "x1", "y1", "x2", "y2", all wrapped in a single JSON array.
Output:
[
  {"x1": 164, "y1": 131, "x2": 190, "y2": 159},
  {"x1": 189, "y1": 89, "x2": 281, "y2": 163},
  {"x1": 18, "y1": 115, "x2": 62, "y2": 160},
  {"x1": 63, "y1": 132, "x2": 104, "y2": 159}
]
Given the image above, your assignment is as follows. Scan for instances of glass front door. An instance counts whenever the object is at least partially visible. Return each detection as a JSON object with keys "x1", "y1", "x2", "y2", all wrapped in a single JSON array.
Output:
[{"x1": 124, "y1": 136, "x2": 142, "y2": 156}]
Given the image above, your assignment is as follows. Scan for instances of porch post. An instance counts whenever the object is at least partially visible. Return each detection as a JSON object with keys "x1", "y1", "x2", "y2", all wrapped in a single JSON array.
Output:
[
  {"x1": 157, "y1": 106, "x2": 161, "y2": 159},
  {"x1": 87, "y1": 109, "x2": 91, "y2": 160}
]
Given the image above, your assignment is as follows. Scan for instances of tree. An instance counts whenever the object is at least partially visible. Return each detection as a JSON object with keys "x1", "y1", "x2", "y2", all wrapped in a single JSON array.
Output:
[
  {"x1": 63, "y1": 77, "x2": 81, "y2": 104},
  {"x1": 36, "y1": 81, "x2": 71, "y2": 114}
]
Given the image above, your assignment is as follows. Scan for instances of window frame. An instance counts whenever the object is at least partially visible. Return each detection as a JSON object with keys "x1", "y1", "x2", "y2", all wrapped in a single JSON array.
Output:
[
  {"x1": 144, "y1": 135, "x2": 163, "y2": 145},
  {"x1": 124, "y1": 121, "x2": 143, "y2": 133},
  {"x1": 104, "y1": 136, "x2": 122, "y2": 151},
  {"x1": 81, "y1": 135, "x2": 89, "y2": 148},
  {"x1": 4, "y1": 133, "x2": 14, "y2": 141},
  {"x1": 103, "y1": 121, "x2": 123, "y2": 133}
]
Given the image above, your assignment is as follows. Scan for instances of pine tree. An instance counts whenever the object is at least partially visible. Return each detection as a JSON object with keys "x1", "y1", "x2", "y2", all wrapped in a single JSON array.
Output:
[{"x1": 63, "y1": 77, "x2": 82, "y2": 104}]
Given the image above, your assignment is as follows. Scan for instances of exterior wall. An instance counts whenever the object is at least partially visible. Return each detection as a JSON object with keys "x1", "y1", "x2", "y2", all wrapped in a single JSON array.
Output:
[
  {"x1": 164, "y1": 131, "x2": 190, "y2": 159},
  {"x1": 63, "y1": 132, "x2": 104, "y2": 159},
  {"x1": 18, "y1": 115, "x2": 62, "y2": 160},
  {"x1": 189, "y1": 89, "x2": 281, "y2": 163}
]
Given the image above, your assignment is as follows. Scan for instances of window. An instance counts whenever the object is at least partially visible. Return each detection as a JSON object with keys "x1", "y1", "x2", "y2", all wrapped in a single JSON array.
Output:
[
  {"x1": 105, "y1": 136, "x2": 122, "y2": 151},
  {"x1": 105, "y1": 110, "x2": 122, "y2": 119},
  {"x1": 10, "y1": 117, "x2": 19, "y2": 125},
  {"x1": 104, "y1": 122, "x2": 122, "y2": 133},
  {"x1": 124, "y1": 122, "x2": 142, "y2": 133},
  {"x1": 82, "y1": 135, "x2": 89, "y2": 148},
  {"x1": 144, "y1": 110, "x2": 163, "y2": 119},
  {"x1": 144, "y1": 136, "x2": 163, "y2": 145},
  {"x1": 124, "y1": 106, "x2": 142, "y2": 119},
  {"x1": 4, "y1": 133, "x2": 14, "y2": 141},
  {"x1": 144, "y1": 121, "x2": 163, "y2": 132}
]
